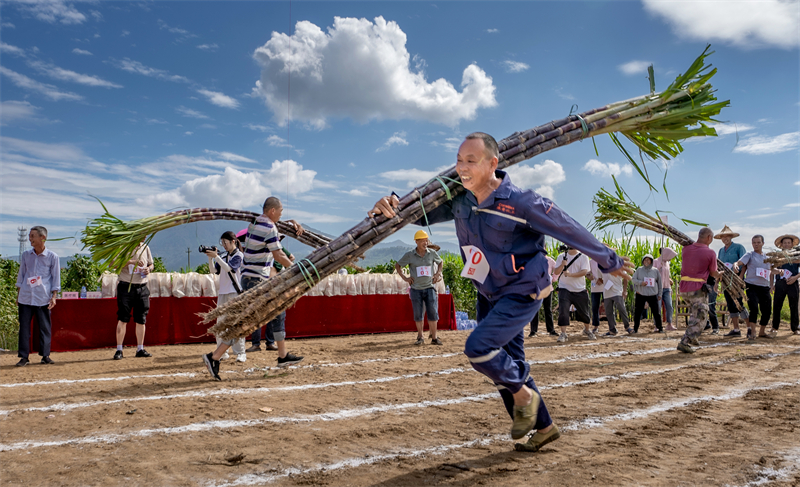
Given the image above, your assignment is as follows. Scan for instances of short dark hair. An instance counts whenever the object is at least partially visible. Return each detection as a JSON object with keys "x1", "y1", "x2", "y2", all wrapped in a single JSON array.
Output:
[
  {"x1": 698, "y1": 227, "x2": 713, "y2": 240},
  {"x1": 263, "y1": 196, "x2": 281, "y2": 213},
  {"x1": 465, "y1": 132, "x2": 499, "y2": 160},
  {"x1": 30, "y1": 226, "x2": 48, "y2": 239},
  {"x1": 752, "y1": 234, "x2": 764, "y2": 243}
]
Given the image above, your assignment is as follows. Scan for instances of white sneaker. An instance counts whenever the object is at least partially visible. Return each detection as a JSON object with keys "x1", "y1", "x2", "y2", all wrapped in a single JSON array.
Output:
[
  {"x1": 583, "y1": 329, "x2": 597, "y2": 340},
  {"x1": 236, "y1": 353, "x2": 246, "y2": 363},
  {"x1": 220, "y1": 352, "x2": 230, "y2": 360},
  {"x1": 557, "y1": 332, "x2": 568, "y2": 343}
]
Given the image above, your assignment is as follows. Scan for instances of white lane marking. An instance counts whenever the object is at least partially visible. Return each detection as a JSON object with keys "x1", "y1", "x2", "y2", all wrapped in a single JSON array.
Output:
[
  {"x1": 0, "y1": 342, "x2": 740, "y2": 415},
  {"x1": 0, "y1": 372, "x2": 197, "y2": 388},
  {"x1": 1, "y1": 349, "x2": 795, "y2": 452},
  {"x1": 723, "y1": 447, "x2": 800, "y2": 487},
  {"x1": 208, "y1": 378, "x2": 800, "y2": 487}
]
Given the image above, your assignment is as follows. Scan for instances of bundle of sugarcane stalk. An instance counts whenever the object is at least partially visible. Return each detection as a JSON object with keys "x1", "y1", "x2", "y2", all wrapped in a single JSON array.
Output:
[
  {"x1": 81, "y1": 202, "x2": 332, "y2": 273},
  {"x1": 765, "y1": 245, "x2": 800, "y2": 267},
  {"x1": 592, "y1": 188, "x2": 746, "y2": 309},
  {"x1": 203, "y1": 45, "x2": 731, "y2": 339}
]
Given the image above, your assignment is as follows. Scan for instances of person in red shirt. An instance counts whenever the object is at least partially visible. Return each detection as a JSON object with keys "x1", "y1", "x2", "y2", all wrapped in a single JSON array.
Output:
[{"x1": 677, "y1": 228, "x2": 721, "y2": 353}]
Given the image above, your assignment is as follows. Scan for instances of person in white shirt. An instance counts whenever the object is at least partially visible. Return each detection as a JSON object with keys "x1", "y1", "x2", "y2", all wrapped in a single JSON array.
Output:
[
  {"x1": 589, "y1": 259, "x2": 605, "y2": 334},
  {"x1": 734, "y1": 235, "x2": 777, "y2": 340},
  {"x1": 600, "y1": 263, "x2": 631, "y2": 336},
  {"x1": 553, "y1": 247, "x2": 594, "y2": 342},
  {"x1": 529, "y1": 255, "x2": 557, "y2": 337}
]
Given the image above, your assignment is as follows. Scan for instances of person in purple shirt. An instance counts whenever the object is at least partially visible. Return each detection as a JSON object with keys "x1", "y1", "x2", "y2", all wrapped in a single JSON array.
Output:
[
  {"x1": 370, "y1": 132, "x2": 632, "y2": 453},
  {"x1": 15, "y1": 226, "x2": 60, "y2": 367}
]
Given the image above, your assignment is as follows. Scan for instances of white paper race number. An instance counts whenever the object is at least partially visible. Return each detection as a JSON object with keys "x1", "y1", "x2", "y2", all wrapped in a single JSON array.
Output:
[
  {"x1": 782, "y1": 269, "x2": 792, "y2": 280},
  {"x1": 460, "y1": 245, "x2": 490, "y2": 284},
  {"x1": 644, "y1": 277, "x2": 656, "y2": 287},
  {"x1": 755, "y1": 267, "x2": 770, "y2": 279},
  {"x1": 724, "y1": 262, "x2": 733, "y2": 269},
  {"x1": 416, "y1": 266, "x2": 432, "y2": 278},
  {"x1": 604, "y1": 279, "x2": 614, "y2": 290},
  {"x1": 27, "y1": 276, "x2": 43, "y2": 288}
]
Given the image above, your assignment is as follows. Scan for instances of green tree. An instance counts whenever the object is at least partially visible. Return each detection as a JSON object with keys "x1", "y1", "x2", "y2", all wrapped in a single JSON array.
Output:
[
  {"x1": 62, "y1": 255, "x2": 102, "y2": 292},
  {"x1": 440, "y1": 252, "x2": 477, "y2": 319},
  {"x1": 153, "y1": 256, "x2": 167, "y2": 273},
  {"x1": 194, "y1": 263, "x2": 210, "y2": 274},
  {"x1": 0, "y1": 256, "x2": 20, "y2": 350}
]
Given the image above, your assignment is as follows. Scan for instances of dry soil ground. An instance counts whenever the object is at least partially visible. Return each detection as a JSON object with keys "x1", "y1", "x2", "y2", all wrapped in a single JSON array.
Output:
[{"x1": 1, "y1": 322, "x2": 799, "y2": 487}]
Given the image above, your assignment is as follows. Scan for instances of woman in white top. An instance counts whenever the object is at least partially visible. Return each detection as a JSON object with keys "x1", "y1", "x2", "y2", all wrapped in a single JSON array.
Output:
[{"x1": 201, "y1": 231, "x2": 245, "y2": 380}]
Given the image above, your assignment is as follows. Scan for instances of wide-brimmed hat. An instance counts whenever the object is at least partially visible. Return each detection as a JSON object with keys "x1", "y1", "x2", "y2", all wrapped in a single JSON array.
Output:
[
  {"x1": 714, "y1": 225, "x2": 739, "y2": 239},
  {"x1": 774, "y1": 234, "x2": 800, "y2": 247}
]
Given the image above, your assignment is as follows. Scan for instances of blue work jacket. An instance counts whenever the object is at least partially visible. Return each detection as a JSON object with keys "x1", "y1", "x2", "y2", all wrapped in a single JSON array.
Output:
[{"x1": 420, "y1": 170, "x2": 623, "y2": 300}]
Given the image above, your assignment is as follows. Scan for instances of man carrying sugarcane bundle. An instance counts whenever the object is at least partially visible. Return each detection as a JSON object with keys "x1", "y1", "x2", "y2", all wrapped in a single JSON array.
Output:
[
  {"x1": 771, "y1": 234, "x2": 800, "y2": 335},
  {"x1": 676, "y1": 228, "x2": 721, "y2": 353},
  {"x1": 369, "y1": 133, "x2": 632, "y2": 452}
]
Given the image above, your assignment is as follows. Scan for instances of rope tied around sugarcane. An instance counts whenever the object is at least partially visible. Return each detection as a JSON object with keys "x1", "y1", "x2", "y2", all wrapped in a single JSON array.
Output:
[
  {"x1": 295, "y1": 258, "x2": 321, "y2": 289},
  {"x1": 417, "y1": 175, "x2": 463, "y2": 236}
]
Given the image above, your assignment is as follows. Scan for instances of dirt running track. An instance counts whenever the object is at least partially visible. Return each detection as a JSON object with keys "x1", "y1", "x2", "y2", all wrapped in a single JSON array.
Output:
[{"x1": 1, "y1": 322, "x2": 799, "y2": 487}]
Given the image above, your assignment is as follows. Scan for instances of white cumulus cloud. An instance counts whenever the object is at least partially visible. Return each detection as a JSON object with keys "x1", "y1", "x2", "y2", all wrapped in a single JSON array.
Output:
[
  {"x1": 502, "y1": 60, "x2": 529, "y2": 73},
  {"x1": 197, "y1": 89, "x2": 239, "y2": 109},
  {"x1": 72, "y1": 48, "x2": 92, "y2": 55},
  {"x1": 0, "y1": 41, "x2": 26, "y2": 56},
  {"x1": 266, "y1": 135, "x2": 292, "y2": 148},
  {"x1": 13, "y1": 0, "x2": 87, "y2": 25},
  {"x1": 197, "y1": 43, "x2": 219, "y2": 51},
  {"x1": 618, "y1": 60, "x2": 651, "y2": 76},
  {"x1": 582, "y1": 159, "x2": 633, "y2": 178},
  {"x1": 176, "y1": 106, "x2": 210, "y2": 119},
  {"x1": 708, "y1": 122, "x2": 755, "y2": 136},
  {"x1": 734, "y1": 132, "x2": 800, "y2": 154},
  {"x1": 376, "y1": 131, "x2": 409, "y2": 152},
  {"x1": 110, "y1": 58, "x2": 190, "y2": 83},
  {"x1": 642, "y1": 0, "x2": 800, "y2": 49},
  {"x1": 0, "y1": 100, "x2": 42, "y2": 124},
  {"x1": 379, "y1": 166, "x2": 449, "y2": 188},
  {"x1": 504, "y1": 159, "x2": 566, "y2": 199},
  {"x1": 252, "y1": 16, "x2": 496, "y2": 129},
  {"x1": 203, "y1": 150, "x2": 257, "y2": 163}
]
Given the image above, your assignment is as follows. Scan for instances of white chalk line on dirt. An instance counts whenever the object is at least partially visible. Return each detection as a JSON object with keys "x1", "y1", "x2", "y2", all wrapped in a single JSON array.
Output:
[
  {"x1": 0, "y1": 372, "x2": 198, "y2": 389},
  {"x1": 1, "y1": 349, "x2": 796, "y2": 452},
  {"x1": 207, "y1": 377, "x2": 800, "y2": 487},
  {"x1": 724, "y1": 447, "x2": 800, "y2": 487},
  {"x1": 0, "y1": 341, "x2": 741, "y2": 416}
]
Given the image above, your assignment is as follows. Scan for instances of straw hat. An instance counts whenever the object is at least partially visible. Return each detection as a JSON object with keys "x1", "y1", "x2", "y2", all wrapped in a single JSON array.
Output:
[
  {"x1": 774, "y1": 234, "x2": 799, "y2": 247},
  {"x1": 713, "y1": 225, "x2": 739, "y2": 239}
]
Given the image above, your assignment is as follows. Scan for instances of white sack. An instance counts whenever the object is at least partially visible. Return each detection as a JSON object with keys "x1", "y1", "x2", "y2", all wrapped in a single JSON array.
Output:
[{"x1": 171, "y1": 273, "x2": 186, "y2": 298}]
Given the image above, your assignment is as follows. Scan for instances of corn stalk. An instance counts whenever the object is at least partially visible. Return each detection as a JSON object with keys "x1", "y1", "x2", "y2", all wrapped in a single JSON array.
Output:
[
  {"x1": 205, "y1": 45, "x2": 731, "y2": 339},
  {"x1": 592, "y1": 187, "x2": 746, "y2": 309}
]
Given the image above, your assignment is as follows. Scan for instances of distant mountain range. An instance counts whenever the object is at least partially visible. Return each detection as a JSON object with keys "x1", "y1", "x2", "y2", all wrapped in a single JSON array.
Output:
[{"x1": 5, "y1": 223, "x2": 462, "y2": 271}]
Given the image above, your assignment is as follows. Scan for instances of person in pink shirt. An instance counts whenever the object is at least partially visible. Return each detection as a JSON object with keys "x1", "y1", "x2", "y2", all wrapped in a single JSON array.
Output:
[
  {"x1": 677, "y1": 228, "x2": 720, "y2": 353},
  {"x1": 653, "y1": 247, "x2": 678, "y2": 331},
  {"x1": 529, "y1": 254, "x2": 558, "y2": 337}
]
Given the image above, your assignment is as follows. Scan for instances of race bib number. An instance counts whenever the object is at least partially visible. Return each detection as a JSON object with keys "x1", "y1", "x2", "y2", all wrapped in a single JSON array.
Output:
[
  {"x1": 644, "y1": 277, "x2": 656, "y2": 287},
  {"x1": 755, "y1": 267, "x2": 770, "y2": 279},
  {"x1": 460, "y1": 245, "x2": 490, "y2": 284},
  {"x1": 724, "y1": 262, "x2": 733, "y2": 269},
  {"x1": 604, "y1": 279, "x2": 614, "y2": 291},
  {"x1": 781, "y1": 269, "x2": 792, "y2": 280},
  {"x1": 27, "y1": 276, "x2": 43, "y2": 288},
  {"x1": 416, "y1": 266, "x2": 432, "y2": 278}
]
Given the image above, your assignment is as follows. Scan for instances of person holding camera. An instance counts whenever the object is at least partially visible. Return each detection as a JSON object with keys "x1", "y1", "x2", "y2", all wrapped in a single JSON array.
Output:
[
  {"x1": 553, "y1": 245, "x2": 595, "y2": 342},
  {"x1": 201, "y1": 232, "x2": 246, "y2": 380},
  {"x1": 113, "y1": 239, "x2": 154, "y2": 360}
]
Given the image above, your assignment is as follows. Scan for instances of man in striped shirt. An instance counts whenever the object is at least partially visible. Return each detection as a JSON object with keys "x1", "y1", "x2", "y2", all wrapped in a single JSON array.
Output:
[{"x1": 240, "y1": 196, "x2": 305, "y2": 367}]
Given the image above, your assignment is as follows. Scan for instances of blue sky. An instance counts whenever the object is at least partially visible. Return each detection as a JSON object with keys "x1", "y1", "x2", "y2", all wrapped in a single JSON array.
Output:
[{"x1": 1, "y1": 0, "x2": 799, "y2": 258}]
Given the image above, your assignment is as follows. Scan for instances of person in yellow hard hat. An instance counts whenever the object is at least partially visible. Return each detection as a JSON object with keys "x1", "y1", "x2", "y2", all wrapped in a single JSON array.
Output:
[{"x1": 395, "y1": 230, "x2": 444, "y2": 345}]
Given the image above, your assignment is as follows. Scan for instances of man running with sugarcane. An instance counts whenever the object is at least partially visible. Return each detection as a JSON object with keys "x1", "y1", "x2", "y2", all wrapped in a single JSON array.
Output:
[
  {"x1": 676, "y1": 228, "x2": 721, "y2": 353},
  {"x1": 369, "y1": 132, "x2": 632, "y2": 452}
]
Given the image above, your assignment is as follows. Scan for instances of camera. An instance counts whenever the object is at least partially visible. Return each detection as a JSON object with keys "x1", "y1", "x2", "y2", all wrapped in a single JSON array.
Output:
[
  {"x1": 558, "y1": 244, "x2": 569, "y2": 253},
  {"x1": 198, "y1": 245, "x2": 217, "y2": 254}
]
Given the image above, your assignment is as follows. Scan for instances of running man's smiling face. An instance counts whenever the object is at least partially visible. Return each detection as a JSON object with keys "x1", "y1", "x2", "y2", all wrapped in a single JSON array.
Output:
[{"x1": 456, "y1": 138, "x2": 496, "y2": 193}]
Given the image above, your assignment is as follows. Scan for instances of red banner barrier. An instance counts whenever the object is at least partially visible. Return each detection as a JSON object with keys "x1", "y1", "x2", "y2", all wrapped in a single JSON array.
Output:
[{"x1": 31, "y1": 294, "x2": 456, "y2": 352}]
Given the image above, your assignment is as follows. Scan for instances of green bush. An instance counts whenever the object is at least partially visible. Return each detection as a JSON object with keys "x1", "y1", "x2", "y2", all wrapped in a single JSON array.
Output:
[
  {"x1": 153, "y1": 257, "x2": 167, "y2": 273},
  {"x1": 440, "y1": 252, "x2": 477, "y2": 319},
  {"x1": 366, "y1": 259, "x2": 397, "y2": 274},
  {"x1": 61, "y1": 255, "x2": 102, "y2": 292},
  {"x1": 0, "y1": 256, "x2": 20, "y2": 350},
  {"x1": 194, "y1": 263, "x2": 210, "y2": 274}
]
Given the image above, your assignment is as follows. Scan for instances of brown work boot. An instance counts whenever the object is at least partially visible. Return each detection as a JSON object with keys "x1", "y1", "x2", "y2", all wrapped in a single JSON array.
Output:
[
  {"x1": 514, "y1": 424, "x2": 561, "y2": 452},
  {"x1": 511, "y1": 390, "x2": 541, "y2": 440}
]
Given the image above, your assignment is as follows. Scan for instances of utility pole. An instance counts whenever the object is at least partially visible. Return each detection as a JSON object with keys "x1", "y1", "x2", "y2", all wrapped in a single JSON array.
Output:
[
  {"x1": 18, "y1": 227, "x2": 27, "y2": 256},
  {"x1": 186, "y1": 247, "x2": 191, "y2": 271}
]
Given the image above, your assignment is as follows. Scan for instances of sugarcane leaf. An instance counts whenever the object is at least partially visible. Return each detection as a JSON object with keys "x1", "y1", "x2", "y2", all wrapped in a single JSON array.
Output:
[{"x1": 609, "y1": 133, "x2": 657, "y2": 191}]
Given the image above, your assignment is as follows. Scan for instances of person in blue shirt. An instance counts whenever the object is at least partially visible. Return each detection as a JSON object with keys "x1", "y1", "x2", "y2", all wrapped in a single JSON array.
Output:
[
  {"x1": 15, "y1": 226, "x2": 60, "y2": 367},
  {"x1": 714, "y1": 226, "x2": 748, "y2": 336},
  {"x1": 370, "y1": 132, "x2": 632, "y2": 452},
  {"x1": 771, "y1": 234, "x2": 799, "y2": 335}
]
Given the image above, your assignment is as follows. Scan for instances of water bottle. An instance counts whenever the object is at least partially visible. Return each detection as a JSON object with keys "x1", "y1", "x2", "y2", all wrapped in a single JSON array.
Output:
[
  {"x1": 80, "y1": 286, "x2": 87, "y2": 299},
  {"x1": 445, "y1": 285, "x2": 450, "y2": 294}
]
